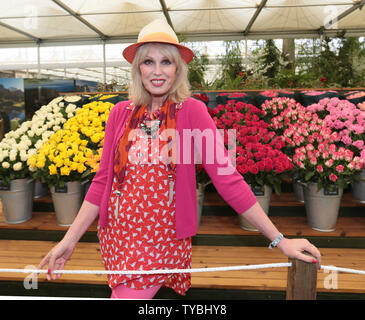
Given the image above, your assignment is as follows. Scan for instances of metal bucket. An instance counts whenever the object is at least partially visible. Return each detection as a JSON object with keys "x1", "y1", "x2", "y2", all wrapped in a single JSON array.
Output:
[
  {"x1": 351, "y1": 169, "x2": 365, "y2": 203},
  {"x1": 33, "y1": 179, "x2": 48, "y2": 199},
  {"x1": 197, "y1": 183, "x2": 205, "y2": 227},
  {"x1": 0, "y1": 179, "x2": 34, "y2": 224},
  {"x1": 293, "y1": 181, "x2": 305, "y2": 203},
  {"x1": 303, "y1": 182, "x2": 343, "y2": 232},
  {"x1": 239, "y1": 185, "x2": 272, "y2": 231},
  {"x1": 50, "y1": 181, "x2": 83, "y2": 227}
]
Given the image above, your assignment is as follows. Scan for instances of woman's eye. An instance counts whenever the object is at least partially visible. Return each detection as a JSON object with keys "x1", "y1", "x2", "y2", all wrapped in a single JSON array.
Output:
[
  {"x1": 144, "y1": 59, "x2": 153, "y2": 65},
  {"x1": 162, "y1": 59, "x2": 171, "y2": 65}
]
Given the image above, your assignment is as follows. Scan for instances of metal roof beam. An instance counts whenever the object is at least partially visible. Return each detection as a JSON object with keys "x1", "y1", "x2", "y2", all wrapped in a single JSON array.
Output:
[
  {"x1": 51, "y1": 0, "x2": 109, "y2": 40},
  {"x1": 318, "y1": 0, "x2": 365, "y2": 34},
  {"x1": 159, "y1": 0, "x2": 174, "y2": 30},
  {"x1": 243, "y1": 0, "x2": 268, "y2": 36},
  {"x1": 0, "y1": 21, "x2": 41, "y2": 43}
]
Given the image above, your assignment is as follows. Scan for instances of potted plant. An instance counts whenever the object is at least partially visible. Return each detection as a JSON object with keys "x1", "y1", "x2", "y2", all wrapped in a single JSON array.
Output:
[
  {"x1": 28, "y1": 99, "x2": 115, "y2": 226},
  {"x1": 211, "y1": 100, "x2": 294, "y2": 231},
  {"x1": 307, "y1": 97, "x2": 365, "y2": 203},
  {"x1": 0, "y1": 96, "x2": 80, "y2": 223},
  {"x1": 0, "y1": 127, "x2": 34, "y2": 224},
  {"x1": 261, "y1": 97, "x2": 307, "y2": 201},
  {"x1": 288, "y1": 117, "x2": 364, "y2": 231}
]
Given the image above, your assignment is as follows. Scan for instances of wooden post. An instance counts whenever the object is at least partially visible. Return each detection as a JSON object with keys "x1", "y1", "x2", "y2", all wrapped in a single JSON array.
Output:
[{"x1": 286, "y1": 255, "x2": 318, "y2": 300}]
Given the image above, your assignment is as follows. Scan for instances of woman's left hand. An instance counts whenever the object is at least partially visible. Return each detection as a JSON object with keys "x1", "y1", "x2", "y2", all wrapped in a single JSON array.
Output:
[{"x1": 277, "y1": 237, "x2": 322, "y2": 269}]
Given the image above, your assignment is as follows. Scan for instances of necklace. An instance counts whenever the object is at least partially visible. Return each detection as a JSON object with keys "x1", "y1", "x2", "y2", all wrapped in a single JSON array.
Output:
[{"x1": 138, "y1": 107, "x2": 161, "y2": 138}]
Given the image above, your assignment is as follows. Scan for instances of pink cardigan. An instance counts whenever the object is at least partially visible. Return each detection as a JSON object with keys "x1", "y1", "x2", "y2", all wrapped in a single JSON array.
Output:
[{"x1": 85, "y1": 97, "x2": 257, "y2": 239}]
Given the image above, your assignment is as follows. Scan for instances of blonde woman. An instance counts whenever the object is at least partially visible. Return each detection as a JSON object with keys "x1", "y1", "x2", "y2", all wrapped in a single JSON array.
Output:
[{"x1": 39, "y1": 19, "x2": 321, "y2": 299}]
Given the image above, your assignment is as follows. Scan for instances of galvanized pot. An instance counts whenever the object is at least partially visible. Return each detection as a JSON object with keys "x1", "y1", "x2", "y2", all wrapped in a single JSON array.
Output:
[
  {"x1": 0, "y1": 178, "x2": 34, "y2": 224},
  {"x1": 33, "y1": 179, "x2": 48, "y2": 199},
  {"x1": 293, "y1": 181, "x2": 305, "y2": 203},
  {"x1": 239, "y1": 185, "x2": 272, "y2": 231},
  {"x1": 50, "y1": 181, "x2": 83, "y2": 226},
  {"x1": 351, "y1": 169, "x2": 365, "y2": 203},
  {"x1": 303, "y1": 182, "x2": 343, "y2": 232}
]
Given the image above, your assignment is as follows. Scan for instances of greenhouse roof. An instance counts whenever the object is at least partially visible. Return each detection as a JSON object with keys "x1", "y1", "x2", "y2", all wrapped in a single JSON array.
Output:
[{"x1": 1, "y1": 0, "x2": 365, "y2": 48}]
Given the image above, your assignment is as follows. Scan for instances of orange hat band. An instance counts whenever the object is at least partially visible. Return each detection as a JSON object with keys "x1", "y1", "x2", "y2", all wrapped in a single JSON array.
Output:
[{"x1": 139, "y1": 32, "x2": 179, "y2": 45}]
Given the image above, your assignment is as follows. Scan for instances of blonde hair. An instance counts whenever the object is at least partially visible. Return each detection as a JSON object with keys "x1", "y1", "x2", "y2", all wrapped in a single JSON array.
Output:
[{"x1": 128, "y1": 43, "x2": 191, "y2": 106}]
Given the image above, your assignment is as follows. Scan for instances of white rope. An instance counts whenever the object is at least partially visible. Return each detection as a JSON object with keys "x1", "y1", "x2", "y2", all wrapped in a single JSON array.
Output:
[
  {"x1": 0, "y1": 263, "x2": 292, "y2": 275},
  {"x1": 321, "y1": 265, "x2": 365, "y2": 276},
  {"x1": 0, "y1": 263, "x2": 365, "y2": 276}
]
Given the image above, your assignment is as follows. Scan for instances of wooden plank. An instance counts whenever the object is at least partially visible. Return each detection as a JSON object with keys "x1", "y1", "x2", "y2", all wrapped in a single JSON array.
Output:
[
  {"x1": 197, "y1": 216, "x2": 365, "y2": 238},
  {"x1": 1, "y1": 212, "x2": 365, "y2": 241},
  {"x1": 0, "y1": 241, "x2": 364, "y2": 294},
  {"x1": 204, "y1": 190, "x2": 365, "y2": 208}
]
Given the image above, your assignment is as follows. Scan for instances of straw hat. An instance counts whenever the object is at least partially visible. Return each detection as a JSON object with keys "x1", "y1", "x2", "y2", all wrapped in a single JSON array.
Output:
[{"x1": 123, "y1": 19, "x2": 194, "y2": 64}]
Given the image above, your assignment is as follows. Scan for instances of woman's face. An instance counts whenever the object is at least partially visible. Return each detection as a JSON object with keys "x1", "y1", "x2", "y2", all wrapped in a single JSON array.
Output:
[{"x1": 139, "y1": 45, "x2": 177, "y2": 100}]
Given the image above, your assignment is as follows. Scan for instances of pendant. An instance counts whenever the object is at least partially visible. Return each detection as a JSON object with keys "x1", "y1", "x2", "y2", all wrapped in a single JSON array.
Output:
[{"x1": 140, "y1": 120, "x2": 160, "y2": 139}]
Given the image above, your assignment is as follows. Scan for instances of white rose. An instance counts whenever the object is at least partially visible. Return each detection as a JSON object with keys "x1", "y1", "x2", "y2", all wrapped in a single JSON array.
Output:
[
  {"x1": 53, "y1": 106, "x2": 61, "y2": 113},
  {"x1": 28, "y1": 130, "x2": 35, "y2": 138},
  {"x1": 2, "y1": 162, "x2": 10, "y2": 169},
  {"x1": 13, "y1": 162, "x2": 22, "y2": 171},
  {"x1": 35, "y1": 140, "x2": 44, "y2": 150},
  {"x1": 20, "y1": 150, "x2": 28, "y2": 162},
  {"x1": 53, "y1": 125, "x2": 61, "y2": 132},
  {"x1": 9, "y1": 150, "x2": 17, "y2": 161},
  {"x1": 66, "y1": 103, "x2": 77, "y2": 113},
  {"x1": 27, "y1": 148, "x2": 37, "y2": 157}
]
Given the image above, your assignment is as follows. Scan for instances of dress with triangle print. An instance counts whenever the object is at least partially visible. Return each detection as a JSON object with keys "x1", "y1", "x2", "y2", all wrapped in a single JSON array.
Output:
[{"x1": 97, "y1": 104, "x2": 192, "y2": 295}]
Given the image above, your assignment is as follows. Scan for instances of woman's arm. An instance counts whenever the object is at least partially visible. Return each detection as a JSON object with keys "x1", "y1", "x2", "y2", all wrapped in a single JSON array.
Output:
[
  {"x1": 241, "y1": 202, "x2": 321, "y2": 268},
  {"x1": 38, "y1": 200, "x2": 99, "y2": 280}
]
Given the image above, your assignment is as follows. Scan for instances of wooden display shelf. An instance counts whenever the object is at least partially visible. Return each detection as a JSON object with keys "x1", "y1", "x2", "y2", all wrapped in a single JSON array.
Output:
[{"x1": 0, "y1": 240, "x2": 364, "y2": 297}]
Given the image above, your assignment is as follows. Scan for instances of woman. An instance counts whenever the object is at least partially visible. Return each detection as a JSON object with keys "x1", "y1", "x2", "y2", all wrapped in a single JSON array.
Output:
[{"x1": 38, "y1": 19, "x2": 321, "y2": 299}]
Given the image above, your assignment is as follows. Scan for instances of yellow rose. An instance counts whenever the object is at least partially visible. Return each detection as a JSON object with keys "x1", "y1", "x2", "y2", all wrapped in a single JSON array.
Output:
[
  {"x1": 36, "y1": 160, "x2": 45, "y2": 169},
  {"x1": 28, "y1": 155, "x2": 37, "y2": 168},
  {"x1": 49, "y1": 164, "x2": 58, "y2": 175},
  {"x1": 77, "y1": 163, "x2": 86, "y2": 173},
  {"x1": 60, "y1": 166, "x2": 71, "y2": 176}
]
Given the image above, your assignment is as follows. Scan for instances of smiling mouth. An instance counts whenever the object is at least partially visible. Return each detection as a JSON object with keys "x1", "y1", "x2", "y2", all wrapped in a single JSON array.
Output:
[{"x1": 151, "y1": 79, "x2": 165, "y2": 87}]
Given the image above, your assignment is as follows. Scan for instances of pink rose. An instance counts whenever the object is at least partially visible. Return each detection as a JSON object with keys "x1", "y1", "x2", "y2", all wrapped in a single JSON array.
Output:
[
  {"x1": 316, "y1": 165, "x2": 324, "y2": 173},
  {"x1": 329, "y1": 174, "x2": 338, "y2": 182}
]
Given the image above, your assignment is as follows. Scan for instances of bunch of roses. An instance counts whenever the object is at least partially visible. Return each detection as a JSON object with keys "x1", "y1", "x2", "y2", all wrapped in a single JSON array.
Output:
[
  {"x1": 261, "y1": 97, "x2": 306, "y2": 135},
  {"x1": 62, "y1": 100, "x2": 114, "y2": 151},
  {"x1": 28, "y1": 99, "x2": 115, "y2": 187},
  {"x1": 281, "y1": 112, "x2": 333, "y2": 157},
  {"x1": 211, "y1": 101, "x2": 293, "y2": 193},
  {"x1": 28, "y1": 129, "x2": 93, "y2": 188},
  {"x1": 0, "y1": 96, "x2": 80, "y2": 184},
  {"x1": 307, "y1": 97, "x2": 365, "y2": 161},
  {"x1": 292, "y1": 141, "x2": 363, "y2": 190},
  {"x1": 235, "y1": 123, "x2": 294, "y2": 194},
  {"x1": 211, "y1": 100, "x2": 262, "y2": 127}
]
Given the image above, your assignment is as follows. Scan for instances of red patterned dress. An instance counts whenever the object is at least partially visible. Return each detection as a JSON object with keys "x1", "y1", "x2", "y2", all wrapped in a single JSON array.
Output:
[{"x1": 97, "y1": 104, "x2": 192, "y2": 296}]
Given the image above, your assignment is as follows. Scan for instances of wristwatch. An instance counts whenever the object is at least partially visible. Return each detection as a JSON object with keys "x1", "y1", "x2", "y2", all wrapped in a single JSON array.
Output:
[{"x1": 268, "y1": 233, "x2": 284, "y2": 249}]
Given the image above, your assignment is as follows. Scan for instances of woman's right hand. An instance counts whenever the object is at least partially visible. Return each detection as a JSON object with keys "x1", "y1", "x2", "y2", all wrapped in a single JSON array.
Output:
[{"x1": 38, "y1": 240, "x2": 76, "y2": 280}]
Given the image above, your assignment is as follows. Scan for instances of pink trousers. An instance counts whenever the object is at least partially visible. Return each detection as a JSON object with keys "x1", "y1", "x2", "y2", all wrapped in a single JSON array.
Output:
[{"x1": 110, "y1": 283, "x2": 162, "y2": 299}]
